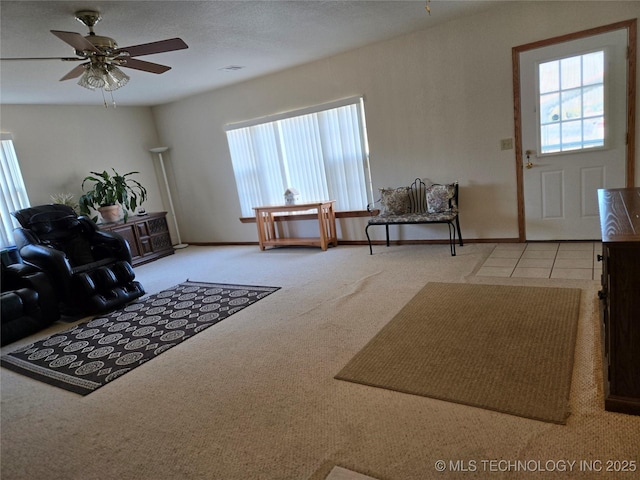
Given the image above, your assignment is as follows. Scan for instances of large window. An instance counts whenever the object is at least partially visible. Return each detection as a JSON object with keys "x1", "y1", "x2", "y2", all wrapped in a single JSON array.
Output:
[
  {"x1": 226, "y1": 97, "x2": 371, "y2": 217},
  {"x1": 538, "y1": 50, "x2": 605, "y2": 154},
  {"x1": 1, "y1": 134, "x2": 30, "y2": 248}
]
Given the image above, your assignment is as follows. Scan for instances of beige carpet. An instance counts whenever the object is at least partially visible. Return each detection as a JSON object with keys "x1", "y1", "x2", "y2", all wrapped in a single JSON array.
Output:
[
  {"x1": 3, "y1": 244, "x2": 640, "y2": 480},
  {"x1": 336, "y1": 282, "x2": 581, "y2": 424}
]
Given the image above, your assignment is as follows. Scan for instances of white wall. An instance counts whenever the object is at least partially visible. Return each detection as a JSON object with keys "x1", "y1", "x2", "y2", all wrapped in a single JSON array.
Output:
[
  {"x1": 0, "y1": 105, "x2": 168, "y2": 227},
  {"x1": 2, "y1": 2, "x2": 639, "y2": 245},
  {"x1": 152, "y1": 1, "x2": 640, "y2": 244}
]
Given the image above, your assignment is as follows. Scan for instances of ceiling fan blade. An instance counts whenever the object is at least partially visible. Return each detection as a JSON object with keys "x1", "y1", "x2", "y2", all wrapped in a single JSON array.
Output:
[
  {"x1": 119, "y1": 58, "x2": 171, "y2": 74},
  {"x1": 51, "y1": 30, "x2": 99, "y2": 53},
  {"x1": 117, "y1": 38, "x2": 188, "y2": 57},
  {"x1": 59, "y1": 64, "x2": 87, "y2": 81},
  {"x1": 0, "y1": 57, "x2": 82, "y2": 61}
]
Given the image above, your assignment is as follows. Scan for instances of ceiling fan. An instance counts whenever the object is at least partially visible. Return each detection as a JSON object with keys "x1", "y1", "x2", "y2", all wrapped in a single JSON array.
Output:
[{"x1": 2, "y1": 10, "x2": 188, "y2": 93}]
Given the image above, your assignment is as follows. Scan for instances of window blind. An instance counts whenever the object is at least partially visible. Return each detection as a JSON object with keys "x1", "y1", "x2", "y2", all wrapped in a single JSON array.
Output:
[
  {"x1": 226, "y1": 97, "x2": 371, "y2": 217},
  {"x1": 1, "y1": 135, "x2": 31, "y2": 248}
]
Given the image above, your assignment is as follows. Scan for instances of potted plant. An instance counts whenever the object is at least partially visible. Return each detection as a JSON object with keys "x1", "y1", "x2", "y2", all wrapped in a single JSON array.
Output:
[{"x1": 79, "y1": 169, "x2": 147, "y2": 223}]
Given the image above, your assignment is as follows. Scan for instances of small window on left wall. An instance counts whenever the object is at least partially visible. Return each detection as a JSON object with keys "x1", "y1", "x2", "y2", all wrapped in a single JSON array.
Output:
[{"x1": 1, "y1": 134, "x2": 30, "y2": 248}]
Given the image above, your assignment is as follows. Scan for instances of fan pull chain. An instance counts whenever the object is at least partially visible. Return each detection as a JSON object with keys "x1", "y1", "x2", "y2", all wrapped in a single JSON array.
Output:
[{"x1": 100, "y1": 88, "x2": 117, "y2": 108}]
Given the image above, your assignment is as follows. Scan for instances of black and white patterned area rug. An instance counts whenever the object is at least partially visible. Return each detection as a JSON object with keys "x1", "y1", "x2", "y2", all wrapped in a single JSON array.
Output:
[{"x1": 1, "y1": 281, "x2": 279, "y2": 395}]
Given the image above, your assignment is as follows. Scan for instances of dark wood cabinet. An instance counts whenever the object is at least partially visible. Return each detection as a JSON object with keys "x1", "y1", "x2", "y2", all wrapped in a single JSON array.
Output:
[
  {"x1": 99, "y1": 212, "x2": 175, "y2": 267},
  {"x1": 597, "y1": 188, "x2": 640, "y2": 416}
]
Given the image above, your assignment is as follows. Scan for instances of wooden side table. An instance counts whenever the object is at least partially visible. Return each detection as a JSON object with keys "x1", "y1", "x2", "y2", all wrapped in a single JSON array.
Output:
[{"x1": 253, "y1": 201, "x2": 338, "y2": 251}]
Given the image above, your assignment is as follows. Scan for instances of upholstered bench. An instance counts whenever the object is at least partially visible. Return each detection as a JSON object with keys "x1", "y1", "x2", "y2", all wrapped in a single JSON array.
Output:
[{"x1": 365, "y1": 178, "x2": 463, "y2": 256}]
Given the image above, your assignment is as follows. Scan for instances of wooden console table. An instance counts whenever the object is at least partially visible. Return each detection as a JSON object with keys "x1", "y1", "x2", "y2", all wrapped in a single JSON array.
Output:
[
  {"x1": 597, "y1": 188, "x2": 640, "y2": 416},
  {"x1": 253, "y1": 201, "x2": 338, "y2": 251},
  {"x1": 99, "y1": 212, "x2": 175, "y2": 266}
]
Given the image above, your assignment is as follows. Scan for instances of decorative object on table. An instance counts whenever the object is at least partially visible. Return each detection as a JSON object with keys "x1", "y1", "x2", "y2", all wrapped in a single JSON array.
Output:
[
  {"x1": 11, "y1": 204, "x2": 145, "y2": 316},
  {"x1": 284, "y1": 188, "x2": 299, "y2": 205},
  {"x1": 78, "y1": 168, "x2": 147, "y2": 223},
  {"x1": 336, "y1": 282, "x2": 581, "y2": 424},
  {"x1": 0, "y1": 281, "x2": 280, "y2": 395},
  {"x1": 49, "y1": 192, "x2": 78, "y2": 213},
  {"x1": 149, "y1": 147, "x2": 188, "y2": 249}
]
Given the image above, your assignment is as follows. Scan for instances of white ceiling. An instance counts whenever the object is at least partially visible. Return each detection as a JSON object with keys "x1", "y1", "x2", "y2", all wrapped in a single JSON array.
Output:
[{"x1": 0, "y1": 1, "x2": 500, "y2": 106}]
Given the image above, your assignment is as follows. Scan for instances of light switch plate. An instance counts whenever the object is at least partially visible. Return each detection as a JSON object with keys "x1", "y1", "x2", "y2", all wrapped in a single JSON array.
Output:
[{"x1": 501, "y1": 138, "x2": 513, "y2": 150}]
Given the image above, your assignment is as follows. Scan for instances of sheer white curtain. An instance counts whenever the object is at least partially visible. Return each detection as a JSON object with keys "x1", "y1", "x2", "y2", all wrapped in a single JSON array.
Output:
[
  {"x1": 1, "y1": 135, "x2": 31, "y2": 248},
  {"x1": 226, "y1": 97, "x2": 371, "y2": 217}
]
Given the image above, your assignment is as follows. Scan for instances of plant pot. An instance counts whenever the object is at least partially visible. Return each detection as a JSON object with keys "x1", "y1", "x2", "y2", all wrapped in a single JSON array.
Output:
[{"x1": 98, "y1": 205, "x2": 121, "y2": 223}]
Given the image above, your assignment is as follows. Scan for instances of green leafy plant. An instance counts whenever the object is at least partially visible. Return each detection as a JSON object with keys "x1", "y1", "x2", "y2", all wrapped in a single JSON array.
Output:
[
  {"x1": 50, "y1": 192, "x2": 79, "y2": 213},
  {"x1": 79, "y1": 169, "x2": 147, "y2": 222}
]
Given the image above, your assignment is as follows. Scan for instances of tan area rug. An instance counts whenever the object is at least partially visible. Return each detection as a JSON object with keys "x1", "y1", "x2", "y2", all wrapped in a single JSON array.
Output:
[{"x1": 335, "y1": 282, "x2": 581, "y2": 424}]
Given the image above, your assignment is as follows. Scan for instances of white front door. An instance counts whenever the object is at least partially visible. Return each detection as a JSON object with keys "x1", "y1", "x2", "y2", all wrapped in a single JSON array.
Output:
[{"x1": 520, "y1": 29, "x2": 628, "y2": 240}]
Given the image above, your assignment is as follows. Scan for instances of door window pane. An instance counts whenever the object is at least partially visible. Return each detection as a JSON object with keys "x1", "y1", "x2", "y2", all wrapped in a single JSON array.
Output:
[
  {"x1": 561, "y1": 56, "x2": 582, "y2": 89},
  {"x1": 540, "y1": 93, "x2": 560, "y2": 123},
  {"x1": 583, "y1": 85, "x2": 604, "y2": 116},
  {"x1": 561, "y1": 120, "x2": 583, "y2": 151},
  {"x1": 583, "y1": 51, "x2": 604, "y2": 86},
  {"x1": 541, "y1": 124, "x2": 561, "y2": 153},
  {"x1": 561, "y1": 89, "x2": 582, "y2": 119},
  {"x1": 583, "y1": 117, "x2": 605, "y2": 146},
  {"x1": 539, "y1": 61, "x2": 559, "y2": 94}
]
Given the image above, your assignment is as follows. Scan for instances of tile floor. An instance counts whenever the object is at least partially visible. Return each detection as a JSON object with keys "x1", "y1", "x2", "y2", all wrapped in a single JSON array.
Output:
[{"x1": 477, "y1": 242, "x2": 602, "y2": 280}]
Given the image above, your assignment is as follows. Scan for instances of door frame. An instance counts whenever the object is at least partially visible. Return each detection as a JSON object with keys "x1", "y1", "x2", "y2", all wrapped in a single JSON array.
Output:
[{"x1": 512, "y1": 19, "x2": 637, "y2": 241}]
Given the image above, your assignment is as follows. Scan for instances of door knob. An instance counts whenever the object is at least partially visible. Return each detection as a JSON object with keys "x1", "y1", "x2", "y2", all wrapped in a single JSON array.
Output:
[{"x1": 524, "y1": 149, "x2": 535, "y2": 169}]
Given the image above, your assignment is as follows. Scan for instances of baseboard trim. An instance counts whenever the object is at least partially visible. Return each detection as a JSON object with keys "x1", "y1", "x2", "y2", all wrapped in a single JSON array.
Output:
[{"x1": 186, "y1": 238, "x2": 523, "y2": 247}]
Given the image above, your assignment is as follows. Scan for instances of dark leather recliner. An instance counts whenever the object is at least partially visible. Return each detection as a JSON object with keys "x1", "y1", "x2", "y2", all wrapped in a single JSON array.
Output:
[
  {"x1": 1, "y1": 257, "x2": 60, "y2": 346},
  {"x1": 12, "y1": 204, "x2": 145, "y2": 316}
]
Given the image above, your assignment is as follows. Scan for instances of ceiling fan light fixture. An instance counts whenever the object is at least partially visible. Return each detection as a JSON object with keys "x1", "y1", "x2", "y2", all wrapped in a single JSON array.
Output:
[
  {"x1": 103, "y1": 65, "x2": 129, "y2": 91},
  {"x1": 77, "y1": 64, "x2": 100, "y2": 90},
  {"x1": 77, "y1": 63, "x2": 129, "y2": 91}
]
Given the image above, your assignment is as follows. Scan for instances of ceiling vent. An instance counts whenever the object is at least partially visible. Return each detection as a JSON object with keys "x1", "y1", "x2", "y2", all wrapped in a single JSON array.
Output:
[{"x1": 219, "y1": 65, "x2": 245, "y2": 72}]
